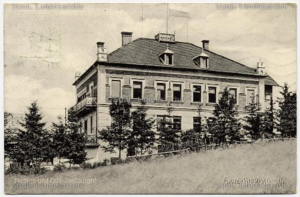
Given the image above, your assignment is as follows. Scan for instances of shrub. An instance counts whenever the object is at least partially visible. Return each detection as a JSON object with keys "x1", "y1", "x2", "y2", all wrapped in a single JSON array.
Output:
[
  {"x1": 53, "y1": 163, "x2": 67, "y2": 172},
  {"x1": 5, "y1": 163, "x2": 47, "y2": 175},
  {"x1": 80, "y1": 162, "x2": 94, "y2": 169}
]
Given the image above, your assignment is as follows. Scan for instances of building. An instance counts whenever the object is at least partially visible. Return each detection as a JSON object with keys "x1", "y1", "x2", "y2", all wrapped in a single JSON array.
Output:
[{"x1": 70, "y1": 32, "x2": 278, "y2": 162}]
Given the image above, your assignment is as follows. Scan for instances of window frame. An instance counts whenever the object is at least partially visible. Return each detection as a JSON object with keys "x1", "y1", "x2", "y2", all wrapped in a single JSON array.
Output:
[
  {"x1": 228, "y1": 87, "x2": 239, "y2": 104},
  {"x1": 109, "y1": 77, "x2": 123, "y2": 99},
  {"x1": 155, "y1": 81, "x2": 168, "y2": 101},
  {"x1": 172, "y1": 82, "x2": 183, "y2": 102},
  {"x1": 191, "y1": 83, "x2": 204, "y2": 103},
  {"x1": 207, "y1": 85, "x2": 218, "y2": 104},
  {"x1": 130, "y1": 79, "x2": 145, "y2": 99},
  {"x1": 88, "y1": 82, "x2": 94, "y2": 97},
  {"x1": 246, "y1": 87, "x2": 257, "y2": 105},
  {"x1": 172, "y1": 116, "x2": 182, "y2": 130},
  {"x1": 193, "y1": 116, "x2": 202, "y2": 132},
  {"x1": 90, "y1": 116, "x2": 93, "y2": 134},
  {"x1": 84, "y1": 119, "x2": 88, "y2": 134}
]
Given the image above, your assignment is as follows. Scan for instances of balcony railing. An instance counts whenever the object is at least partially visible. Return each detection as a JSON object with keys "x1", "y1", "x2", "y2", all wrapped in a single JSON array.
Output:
[{"x1": 71, "y1": 97, "x2": 97, "y2": 116}]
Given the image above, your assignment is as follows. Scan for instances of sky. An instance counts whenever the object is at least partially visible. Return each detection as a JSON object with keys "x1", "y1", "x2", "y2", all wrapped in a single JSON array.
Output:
[{"x1": 4, "y1": 3, "x2": 297, "y2": 126}]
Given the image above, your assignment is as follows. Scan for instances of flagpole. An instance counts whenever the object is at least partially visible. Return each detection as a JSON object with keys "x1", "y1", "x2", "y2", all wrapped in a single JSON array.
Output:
[
  {"x1": 167, "y1": 3, "x2": 169, "y2": 34},
  {"x1": 141, "y1": 4, "x2": 143, "y2": 38},
  {"x1": 187, "y1": 17, "x2": 189, "y2": 42}
]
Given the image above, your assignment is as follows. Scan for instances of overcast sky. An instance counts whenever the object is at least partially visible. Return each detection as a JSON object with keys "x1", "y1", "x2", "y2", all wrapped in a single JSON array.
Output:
[{"x1": 4, "y1": 3, "x2": 296, "y2": 126}]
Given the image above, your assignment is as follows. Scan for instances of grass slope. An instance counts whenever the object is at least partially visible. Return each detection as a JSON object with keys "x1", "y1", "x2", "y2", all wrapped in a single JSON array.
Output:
[{"x1": 5, "y1": 140, "x2": 296, "y2": 194}]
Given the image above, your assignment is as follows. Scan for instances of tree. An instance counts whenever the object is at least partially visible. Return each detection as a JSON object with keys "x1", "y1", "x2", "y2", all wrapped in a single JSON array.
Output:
[
  {"x1": 278, "y1": 83, "x2": 297, "y2": 137},
  {"x1": 65, "y1": 107, "x2": 87, "y2": 165},
  {"x1": 158, "y1": 104, "x2": 181, "y2": 146},
  {"x1": 6, "y1": 101, "x2": 50, "y2": 166},
  {"x1": 211, "y1": 87, "x2": 240, "y2": 143},
  {"x1": 129, "y1": 100, "x2": 155, "y2": 155},
  {"x1": 98, "y1": 98, "x2": 132, "y2": 159},
  {"x1": 243, "y1": 102, "x2": 262, "y2": 140},
  {"x1": 264, "y1": 96, "x2": 276, "y2": 136},
  {"x1": 51, "y1": 117, "x2": 70, "y2": 163}
]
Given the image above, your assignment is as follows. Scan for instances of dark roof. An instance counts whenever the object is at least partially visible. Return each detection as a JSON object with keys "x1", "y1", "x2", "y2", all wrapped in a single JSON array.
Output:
[
  {"x1": 108, "y1": 38, "x2": 259, "y2": 75},
  {"x1": 265, "y1": 74, "x2": 279, "y2": 86},
  {"x1": 75, "y1": 38, "x2": 279, "y2": 86}
]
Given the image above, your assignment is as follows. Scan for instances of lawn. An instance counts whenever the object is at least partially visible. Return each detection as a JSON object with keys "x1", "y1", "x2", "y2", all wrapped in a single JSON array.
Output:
[{"x1": 5, "y1": 139, "x2": 296, "y2": 194}]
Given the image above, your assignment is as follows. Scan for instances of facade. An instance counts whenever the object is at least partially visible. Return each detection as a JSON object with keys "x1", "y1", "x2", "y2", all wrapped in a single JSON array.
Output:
[{"x1": 70, "y1": 32, "x2": 278, "y2": 162}]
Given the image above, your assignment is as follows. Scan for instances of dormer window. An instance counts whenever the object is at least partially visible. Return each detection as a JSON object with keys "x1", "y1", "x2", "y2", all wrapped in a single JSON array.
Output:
[
  {"x1": 193, "y1": 52, "x2": 209, "y2": 68},
  {"x1": 159, "y1": 47, "x2": 174, "y2": 66}
]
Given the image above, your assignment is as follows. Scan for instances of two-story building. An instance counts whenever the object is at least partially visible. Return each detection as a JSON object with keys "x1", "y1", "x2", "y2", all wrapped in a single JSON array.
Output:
[{"x1": 70, "y1": 32, "x2": 278, "y2": 162}]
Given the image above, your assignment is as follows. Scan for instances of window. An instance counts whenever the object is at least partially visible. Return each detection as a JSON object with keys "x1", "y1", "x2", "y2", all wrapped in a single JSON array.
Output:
[
  {"x1": 133, "y1": 81, "x2": 143, "y2": 99},
  {"x1": 208, "y1": 86, "x2": 217, "y2": 103},
  {"x1": 111, "y1": 80, "x2": 121, "y2": 98},
  {"x1": 165, "y1": 54, "x2": 173, "y2": 65},
  {"x1": 193, "y1": 117, "x2": 201, "y2": 132},
  {"x1": 84, "y1": 120, "x2": 88, "y2": 134},
  {"x1": 93, "y1": 87, "x2": 97, "y2": 98},
  {"x1": 89, "y1": 82, "x2": 94, "y2": 96},
  {"x1": 247, "y1": 89, "x2": 255, "y2": 105},
  {"x1": 156, "y1": 83, "x2": 166, "y2": 100},
  {"x1": 203, "y1": 58, "x2": 209, "y2": 68},
  {"x1": 156, "y1": 115, "x2": 164, "y2": 130},
  {"x1": 173, "y1": 84, "x2": 182, "y2": 101},
  {"x1": 90, "y1": 116, "x2": 93, "y2": 134},
  {"x1": 173, "y1": 116, "x2": 182, "y2": 130},
  {"x1": 229, "y1": 88, "x2": 237, "y2": 104},
  {"x1": 193, "y1": 85, "x2": 202, "y2": 102}
]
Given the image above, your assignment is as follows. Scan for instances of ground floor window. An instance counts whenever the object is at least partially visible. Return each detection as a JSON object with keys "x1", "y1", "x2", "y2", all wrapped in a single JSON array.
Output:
[
  {"x1": 193, "y1": 117, "x2": 201, "y2": 132},
  {"x1": 173, "y1": 116, "x2": 182, "y2": 130}
]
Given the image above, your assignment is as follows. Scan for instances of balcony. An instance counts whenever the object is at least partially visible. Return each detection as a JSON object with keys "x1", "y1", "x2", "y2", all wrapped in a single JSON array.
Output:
[{"x1": 71, "y1": 97, "x2": 97, "y2": 117}]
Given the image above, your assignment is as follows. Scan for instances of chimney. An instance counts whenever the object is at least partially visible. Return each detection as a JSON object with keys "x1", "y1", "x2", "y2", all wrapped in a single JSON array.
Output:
[
  {"x1": 257, "y1": 61, "x2": 265, "y2": 75},
  {"x1": 121, "y1": 32, "x2": 133, "y2": 46},
  {"x1": 97, "y1": 42, "x2": 107, "y2": 62},
  {"x1": 75, "y1": 72, "x2": 81, "y2": 81},
  {"x1": 202, "y1": 40, "x2": 210, "y2": 50}
]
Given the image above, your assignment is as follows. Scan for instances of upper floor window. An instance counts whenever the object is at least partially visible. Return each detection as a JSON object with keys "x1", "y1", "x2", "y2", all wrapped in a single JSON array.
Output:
[
  {"x1": 111, "y1": 80, "x2": 121, "y2": 98},
  {"x1": 156, "y1": 83, "x2": 166, "y2": 100},
  {"x1": 208, "y1": 86, "x2": 217, "y2": 103},
  {"x1": 173, "y1": 84, "x2": 182, "y2": 101},
  {"x1": 133, "y1": 81, "x2": 143, "y2": 99},
  {"x1": 229, "y1": 88, "x2": 238, "y2": 104},
  {"x1": 193, "y1": 85, "x2": 202, "y2": 102}
]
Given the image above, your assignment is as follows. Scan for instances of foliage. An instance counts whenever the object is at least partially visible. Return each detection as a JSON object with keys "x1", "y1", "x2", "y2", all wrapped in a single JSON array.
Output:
[
  {"x1": 5, "y1": 101, "x2": 53, "y2": 166},
  {"x1": 129, "y1": 100, "x2": 156, "y2": 156},
  {"x1": 264, "y1": 96, "x2": 276, "y2": 136},
  {"x1": 278, "y1": 83, "x2": 297, "y2": 137},
  {"x1": 243, "y1": 102, "x2": 262, "y2": 140},
  {"x1": 158, "y1": 105, "x2": 181, "y2": 145},
  {"x1": 98, "y1": 98, "x2": 132, "y2": 158},
  {"x1": 65, "y1": 108, "x2": 87, "y2": 165},
  {"x1": 53, "y1": 163, "x2": 67, "y2": 172},
  {"x1": 211, "y1": 87, "x2": 240, "y2": 143},
  {"x1": 51, "y1": 118, "x2": 70, "y2": 162},
  {"x1": 5, "y1": 163, "x2": 47, "y2": 175}
]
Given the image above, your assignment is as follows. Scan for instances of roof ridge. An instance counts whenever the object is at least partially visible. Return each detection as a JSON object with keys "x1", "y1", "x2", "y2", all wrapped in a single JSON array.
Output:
[{"x1": 108, "y1": 38, "x2": 143, "y2": 57}]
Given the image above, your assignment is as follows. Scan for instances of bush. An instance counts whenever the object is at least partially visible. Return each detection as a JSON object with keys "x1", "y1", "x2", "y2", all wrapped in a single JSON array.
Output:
[
  {"x1": 5, "y1": 163, "x2": 47, "y2": 175},
  {"x1": 80, "y1": 162, "x2": 94, "y2": 169},
  {"x1": 53, "y1": 163, "x2": 67, "y2": 172}
]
